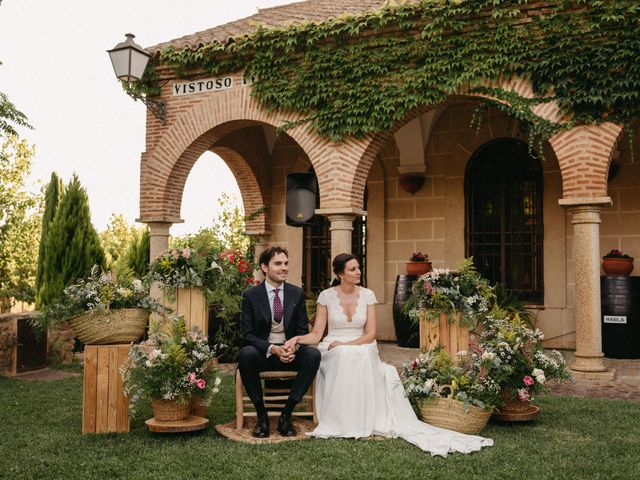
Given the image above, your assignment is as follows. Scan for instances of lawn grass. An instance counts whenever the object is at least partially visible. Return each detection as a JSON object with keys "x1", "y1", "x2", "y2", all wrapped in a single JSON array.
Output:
[{"x1": 1, "y1": 373, "x2": 639, "y2": 480}]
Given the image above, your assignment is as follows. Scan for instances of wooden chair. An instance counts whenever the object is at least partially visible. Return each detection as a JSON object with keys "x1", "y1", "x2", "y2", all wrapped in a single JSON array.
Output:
[{"x1": 235, "y1": 369, "x2": 317, "y2": 429}]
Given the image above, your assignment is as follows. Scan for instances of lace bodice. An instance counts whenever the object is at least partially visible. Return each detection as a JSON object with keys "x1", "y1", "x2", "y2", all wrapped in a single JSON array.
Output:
[{"x1": 317, "y1": 287, "x2": 377, "y2": 341}]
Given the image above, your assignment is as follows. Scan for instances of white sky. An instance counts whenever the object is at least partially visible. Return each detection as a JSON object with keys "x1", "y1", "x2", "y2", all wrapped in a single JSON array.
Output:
[{"x1": 0, "y1": 0, "x2": 292, "y2": 236}]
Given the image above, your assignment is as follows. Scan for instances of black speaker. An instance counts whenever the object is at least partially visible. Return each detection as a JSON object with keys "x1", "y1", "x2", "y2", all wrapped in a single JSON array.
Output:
[{"x1": 286, "y1": 173, "x2": 317, "y2": 227}]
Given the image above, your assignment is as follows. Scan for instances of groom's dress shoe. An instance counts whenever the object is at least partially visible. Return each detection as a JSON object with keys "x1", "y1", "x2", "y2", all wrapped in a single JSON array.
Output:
[
  {"x1": 252, "y1": 414, "x2": 270, "y2": 438},
  {"x1": 277, "y1": 413, "x2": 296, "y2": 436}
]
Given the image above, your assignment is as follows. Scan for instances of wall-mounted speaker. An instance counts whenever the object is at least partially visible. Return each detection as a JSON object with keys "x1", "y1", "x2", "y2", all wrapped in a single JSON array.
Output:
[{"x1": 286, "y1": 173, "x2": 317, "y2": 227}]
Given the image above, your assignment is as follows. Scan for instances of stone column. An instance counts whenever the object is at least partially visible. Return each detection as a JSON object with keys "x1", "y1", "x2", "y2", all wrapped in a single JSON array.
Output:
[
  {"x1": 316, "y1": 208, "x2": 367, "y2": 261},
  {"x1": 146, "y1": 222, "x2": 173, "y2": 308},
  {"x1": 559, "y1": 197, "x2": 612, "y2": 374},
  {"x1": 147, "y1": 222, "x2": 173, "y2": 261},
  {"x1": 246, "y1": 231, "x2": 271, "y2": 280}
]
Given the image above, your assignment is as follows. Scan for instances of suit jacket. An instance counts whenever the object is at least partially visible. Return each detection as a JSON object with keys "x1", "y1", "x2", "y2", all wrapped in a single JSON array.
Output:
[{"x1": 239, "y1": 281, "x2": 309, "y2": 355}]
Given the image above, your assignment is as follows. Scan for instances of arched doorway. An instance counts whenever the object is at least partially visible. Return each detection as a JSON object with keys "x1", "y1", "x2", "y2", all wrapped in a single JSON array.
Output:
[{"x1": 465, "y1": 138, "x2": 544, "y2": 303}]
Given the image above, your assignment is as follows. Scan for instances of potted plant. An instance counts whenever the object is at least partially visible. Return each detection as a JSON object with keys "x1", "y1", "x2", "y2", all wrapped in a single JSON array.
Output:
[
  {"x1": 406, "y1": 251, "x2": 432, "y2": 276},
  {"x1": 602, "y1": 249, "x2": 634, "y2": 276},
  {"x1": 33, "y1": 266, "x2": 164, "y2": 345},
  {"x1": 401, "y1": 348, "x2": 498, "y2": 434},
  {"x1": 478, "y1": 314, "x2": 571, "y2": 416},
  {"x1": 120, "y1": 319, "x2": 221, "y2": 421},
  {"x1": 404, "y1": 259, "x2": 495, "y2": 354}
]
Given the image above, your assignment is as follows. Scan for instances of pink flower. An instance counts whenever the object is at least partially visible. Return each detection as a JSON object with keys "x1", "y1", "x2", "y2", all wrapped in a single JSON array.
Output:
[
  {"x1": 182, "y1": 248, "x2": 191, "y2": 259},
  {"x1": 188, "y1": 372, "x2": 196, "y2": 384},
  {"x1": 517, "y1": 388, "x2": 530, "y2": 401},
  {"x1": 423, "y1": 281, "x2": 434, "y2": 294},
  {"x1": 523, "y1": 375, "x2": 535, "y2": 386},
  {"x1": 196, "y1": 379, "x2": 206, "y2": 389}
]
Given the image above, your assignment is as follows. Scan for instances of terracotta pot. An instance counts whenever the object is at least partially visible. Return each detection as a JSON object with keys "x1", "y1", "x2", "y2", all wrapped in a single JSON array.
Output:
[
  {"x1": 499, "y1": 389, "x2": 531, "y2": 412},
  {"x1": 406, "y1": 261, "x2": 432, "y2": 276},
  {"x1": 602, "y1": 258, "x2": 634, "y2": 276}
]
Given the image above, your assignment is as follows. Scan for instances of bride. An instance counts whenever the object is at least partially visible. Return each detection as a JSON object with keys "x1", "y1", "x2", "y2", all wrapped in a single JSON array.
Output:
[{"x1": 284, "y1": 253, "x2": 493, "y2": 456}]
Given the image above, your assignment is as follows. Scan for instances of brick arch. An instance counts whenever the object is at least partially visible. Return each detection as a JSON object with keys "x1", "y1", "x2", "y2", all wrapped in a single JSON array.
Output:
[
  {"x1": 139, "y1": 87, "x2": 326, "y2": 222},
  {"x1": 549, "y1": 123, "x2": 624, "y2": 199},
  {"x1": 336, "y1": 76, "x2": 569, "y2": 210}
]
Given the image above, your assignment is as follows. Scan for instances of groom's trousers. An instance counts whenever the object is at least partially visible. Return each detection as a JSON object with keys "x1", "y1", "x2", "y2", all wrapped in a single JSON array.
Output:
[{"x1": 237, "y1": 345, "x2": 321, "y2": 410}]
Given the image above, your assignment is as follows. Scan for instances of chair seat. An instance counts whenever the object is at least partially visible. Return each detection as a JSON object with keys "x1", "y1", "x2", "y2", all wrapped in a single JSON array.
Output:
[{"x1": 235, "y1": 369, "x2": 317, "y2": 429}]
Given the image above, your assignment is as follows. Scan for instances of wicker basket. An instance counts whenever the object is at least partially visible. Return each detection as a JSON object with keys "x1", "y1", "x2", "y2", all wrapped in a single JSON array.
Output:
[
  {"x1": 416, "y1": 396, "x2": 492, "y2": 435},
  {"x1": 151, "y1": 398, "x2": 191, "y2": 422},
  {"x1": 68, "y1": 308, "x2": 149, "y2": 345}
]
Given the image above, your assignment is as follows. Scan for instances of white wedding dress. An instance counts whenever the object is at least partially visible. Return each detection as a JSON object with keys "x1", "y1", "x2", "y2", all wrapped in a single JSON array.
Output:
[{"x1": 307, "y1": 287, "x2": 493, "y2": 457}]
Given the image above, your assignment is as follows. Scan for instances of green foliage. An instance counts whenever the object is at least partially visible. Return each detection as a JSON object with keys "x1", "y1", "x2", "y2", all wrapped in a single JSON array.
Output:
[
  {"x1": 37, "y1": 175, "x2": 105, "y2": 307},
  {"x1": 98, "y1": 213, "x2": 138, "y2": 270},
  {"x1": 492, "y1": 282, "x2": 535, "y2": 328},
  {"x1": 123, "y1": 227, "x2": 150, "y2": 278},
  {"x1": 152, "y1": 1, "x2": 640, "y2": 144},
  {"x1": 0, "y1": 60, "x2": 32, "y2": 138},
  {"x1": 35, "y1": 172, "x2": 62, "y2": 302},
  {"x1": 0, "y1": 136, "x2": 43, "y2": 309}
]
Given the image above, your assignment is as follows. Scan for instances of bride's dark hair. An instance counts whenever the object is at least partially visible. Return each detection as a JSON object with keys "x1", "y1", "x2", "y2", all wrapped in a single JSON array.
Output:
[{"x1": 330, "y1": 253, "x2": 357, "y2": 287}]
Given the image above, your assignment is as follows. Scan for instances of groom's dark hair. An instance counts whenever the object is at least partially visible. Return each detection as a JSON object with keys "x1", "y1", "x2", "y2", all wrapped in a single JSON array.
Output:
[{"x1": 258, "y1": 246, "x2": 289, "y2": 274}]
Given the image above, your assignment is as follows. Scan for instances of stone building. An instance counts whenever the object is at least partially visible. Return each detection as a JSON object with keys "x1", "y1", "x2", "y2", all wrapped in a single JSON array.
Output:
[{"x1": 132, "y1": 0, "x2": 639, "y2": 376}]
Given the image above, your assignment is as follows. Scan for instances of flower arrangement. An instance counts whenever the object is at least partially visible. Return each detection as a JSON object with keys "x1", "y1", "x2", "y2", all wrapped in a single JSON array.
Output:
[
  {"x1": 404, "y1": 258, "x2": 495, "y2": 327},
  {"x1": 409, "y1": 251, "x2": 429, "y2": 263},
  {"x1": 32, "y1": 265, "x2": 162, "y2": 331},
  {"x1": 205, "y1": 249, "x2": 258, "y2": 361},
  {"x1": 120, "y1": 319, "x2": 221, "y2": 417},
  {"x1": 603, "y1": 249, "x2": 633, "y2": 260},
  {"x1": 401, "y1": 347, "x2": 501, "y2": 412},
  {"x1": 478, "y1": 315, "x2": 571, "y2": 403},
  {"x1": 149, "y1": 247, "x2": 208, "y2": 296}
]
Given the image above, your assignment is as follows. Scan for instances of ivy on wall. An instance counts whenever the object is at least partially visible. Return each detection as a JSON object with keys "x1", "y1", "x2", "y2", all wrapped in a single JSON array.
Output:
[{"x1": 142, "y1": 0, "x2": 639, "y2": 144}]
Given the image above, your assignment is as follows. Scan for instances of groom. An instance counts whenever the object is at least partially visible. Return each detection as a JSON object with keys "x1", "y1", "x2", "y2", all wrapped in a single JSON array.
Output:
[{"x1": 237, "y1": 246, "x2": 320, "y2": 438}]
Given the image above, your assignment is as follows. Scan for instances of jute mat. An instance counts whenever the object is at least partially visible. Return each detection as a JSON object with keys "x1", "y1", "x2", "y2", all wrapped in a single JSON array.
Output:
[
  {"x1": 215, "y1": 418, "x2": 388, "y2": 444},
  {"x1": 214, "y1": 417, "x2": 315, "y2": 444}
]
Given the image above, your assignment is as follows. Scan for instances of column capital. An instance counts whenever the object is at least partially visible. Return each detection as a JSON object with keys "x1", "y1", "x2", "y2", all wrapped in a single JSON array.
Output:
[
  {"x1": 315, "y1": 207, "x2": 367, "y2": 218},
  {"x1": 558, "y1": 197, "x2": 611, "y2": 208}
]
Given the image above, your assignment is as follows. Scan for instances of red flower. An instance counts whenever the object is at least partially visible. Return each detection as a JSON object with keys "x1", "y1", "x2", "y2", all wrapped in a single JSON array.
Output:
[{"x1": 246, "y1": 277, "x2": 254, "y2": 283}]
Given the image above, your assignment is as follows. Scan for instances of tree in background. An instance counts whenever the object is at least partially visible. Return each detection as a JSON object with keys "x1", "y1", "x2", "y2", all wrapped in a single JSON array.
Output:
[
  {"x1": 35, "y1": 172, "x2": 63, "y2": 305},
  {"x1": 123, "y1": 228, "x2": 150, "y2": 278},
  {"x1": 0, "y1": 61, "x2": 31, "y2": 139},
  {"x1": 0, "y1": 135, "x2": 43, "y2": 311},
  {"x1": 99, "y1": 213, "x2": 137, "y2": 270},
  {"x1": 38, "y1": 175, "x2": 105, "y2": 307}
]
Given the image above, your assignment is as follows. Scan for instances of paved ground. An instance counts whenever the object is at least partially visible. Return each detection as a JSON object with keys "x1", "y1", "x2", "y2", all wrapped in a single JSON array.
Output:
[{"x1": 10, "y1": 342, "x2": 640, "y2": 402}]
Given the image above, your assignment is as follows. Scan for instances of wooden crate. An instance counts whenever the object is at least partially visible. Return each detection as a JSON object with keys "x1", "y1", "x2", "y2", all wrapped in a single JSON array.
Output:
[
  {"x1": 160, "y1": 288, "x2": 208, "y2": 333},
  {"x1": 419, "y1": 311, "x2": 469, "y2": 356},
  {"x1": 82, "y1": 345, "x2": 130, "y2": 434}
]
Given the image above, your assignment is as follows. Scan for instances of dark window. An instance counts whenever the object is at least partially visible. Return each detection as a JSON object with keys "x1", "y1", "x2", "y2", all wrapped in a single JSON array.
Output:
[
  {"x1": 302, "y1": 174, "x2": 367, "y2": 294},
  {"x1": 465, "y1": 139, "x2": 544, "y2": 303}
]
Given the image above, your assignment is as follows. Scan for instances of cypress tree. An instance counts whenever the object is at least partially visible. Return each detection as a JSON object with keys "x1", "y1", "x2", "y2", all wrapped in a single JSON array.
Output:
[
  {"x1": 35, "y1": 172, "x2": 62, "y2": 306},
  {"x1": 125, "y1": 228, "x2": 150, "y2": 278},
  {"x1": 38, "y1": 174, "x2": 105, "y2": 307}
]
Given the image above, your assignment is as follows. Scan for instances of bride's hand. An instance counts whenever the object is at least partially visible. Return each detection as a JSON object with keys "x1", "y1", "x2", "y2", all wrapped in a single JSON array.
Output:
[
  {"x1": 284, "y1": 337, "x2": 298, "y2": 351},
  {"x1": 328, "y1": 340, "x2": 344, "y2": 350}
]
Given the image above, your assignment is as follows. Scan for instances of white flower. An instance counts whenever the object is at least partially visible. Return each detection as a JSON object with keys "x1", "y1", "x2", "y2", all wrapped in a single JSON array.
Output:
[
  {"x1": 532, "y1": 368, "x2": 544, "y2": 377},
  {"x1": 132, "y1": 279, "x2": 143, "y2": 292},
  {"x1": 424, "y1": 379, "x2": 434, "y2": 391},
  {"x1": 481, "y1": 351, "x2": 495, "y2": 361},
  {"x1": 214, "y1": 377, "x2": 222, "y2": 387},
  {"x1": 210, "y1": 261, "x2": 223, "y2": 273},
  {"x1": 536, "y1": 374, "x2": 546, "y2": 384},
  {"x1": 148, "y1": 349, "x2": 161, "y2": 362}
]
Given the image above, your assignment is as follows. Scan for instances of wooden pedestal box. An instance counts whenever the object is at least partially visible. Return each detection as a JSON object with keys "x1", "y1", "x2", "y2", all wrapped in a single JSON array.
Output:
[
  {"x1": 419, "y1": 311, "x2": 469, "y2": 356},
  {"x1": 160, "y1": 288, "x2": 208, "y2": 333},
  {"x1": 82, "y1": 345, "x2": 130, "y2": 434}
]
